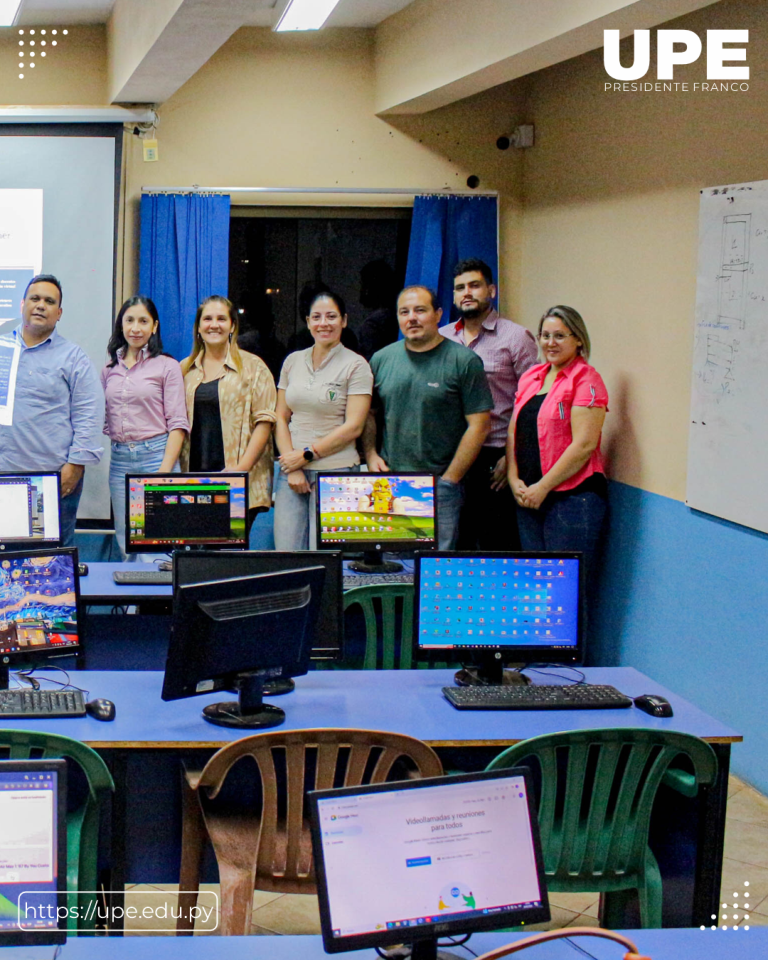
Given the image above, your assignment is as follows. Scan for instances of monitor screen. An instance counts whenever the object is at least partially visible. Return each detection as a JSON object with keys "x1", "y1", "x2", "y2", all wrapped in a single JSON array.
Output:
[
  {"x1": 125, "y1": 473, "x2": 249, "y2": 552},
  {"x1": 0, "y1": 474, "x2": 61, "y2": 551},
  {"x1": 0, "y1": 549, "x2": 81, "y2": 677},
  {"x1": 310, "y1": 768, "x2": 549, "y2": 955},
  {"x1": 0, "y1": 759, "x2": 67, "y2": 947},
  {"x1": 316, "y1": 473, "x2": 437, "y2": 553},
  {"x1": 414, "y1": 552, "x2": 584, "y2": 673},
  {"x1": 173, "y1": 551, "x2": 343, "y2": 660}
]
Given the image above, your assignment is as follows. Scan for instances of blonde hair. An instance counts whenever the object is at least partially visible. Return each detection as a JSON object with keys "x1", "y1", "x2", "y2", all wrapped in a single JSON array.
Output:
[
  {"x1": 538, "y1": 305, "x2": 591, "y2": 361},
  {"x1": 181, "y1": 296, "x2": 244, "y2": 377}
]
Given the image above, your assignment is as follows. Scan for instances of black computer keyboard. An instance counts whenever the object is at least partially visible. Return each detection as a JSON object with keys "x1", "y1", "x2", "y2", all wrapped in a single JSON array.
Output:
[
  {"x1": 0, "y1": 689, "x2": 86, "y2": 718},
  {"x1": 113, "y1": 570, "x2": 172, "y2": 585},
  {"x1": 442, "y1": 684, "x2": 633, "y2": 711},
  {"x1": 343, "y1": 573, "x2": 414, "y2": 590}
]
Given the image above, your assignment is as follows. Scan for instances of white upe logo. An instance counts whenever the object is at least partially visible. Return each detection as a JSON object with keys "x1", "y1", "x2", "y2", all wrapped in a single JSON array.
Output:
[{"x1": 603, "y1": 29, "x2": 748, "y2": 80}]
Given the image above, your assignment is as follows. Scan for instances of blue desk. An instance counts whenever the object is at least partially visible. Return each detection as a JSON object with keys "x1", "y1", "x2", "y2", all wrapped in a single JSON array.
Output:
[
  {"x1": 15, "y1": 667, "x2": 739, "y2": 749},
  {"x1": 79, "y1": 559, "x2": 415, "y2": 604},
  {"x1": 12, "y1": 668, "x2": 740, "y2": 930},
  {"x1": 6, "y1": 928, "x2": 766, "y2": 959}
]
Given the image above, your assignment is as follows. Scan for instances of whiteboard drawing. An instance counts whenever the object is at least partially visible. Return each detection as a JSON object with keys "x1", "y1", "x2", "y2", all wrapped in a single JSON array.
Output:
[
  {"x1": 698, "y1": 334, "x2": 738, "y2": 397},
  {"x1": 718, "y1": 214, "x2": 750, "y2": 327},
  {"x1": 688, "y1": 181, "x2": 768, "y2": 534}
]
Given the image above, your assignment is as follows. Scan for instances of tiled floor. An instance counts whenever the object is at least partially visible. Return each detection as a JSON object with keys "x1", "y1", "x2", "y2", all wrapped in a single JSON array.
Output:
[{"x1": 122, "y1": 774, "x2": 768, "y2": 936}]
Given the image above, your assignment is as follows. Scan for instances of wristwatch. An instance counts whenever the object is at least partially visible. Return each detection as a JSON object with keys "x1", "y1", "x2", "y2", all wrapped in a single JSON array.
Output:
[{"x1": 303, "y1": 447, "x2": 315, "y2": 462}]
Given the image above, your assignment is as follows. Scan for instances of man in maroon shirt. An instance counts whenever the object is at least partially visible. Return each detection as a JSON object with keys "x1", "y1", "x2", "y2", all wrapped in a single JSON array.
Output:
[{"x1": 443, "y1": 259, "x2": 538, "y2": 550}]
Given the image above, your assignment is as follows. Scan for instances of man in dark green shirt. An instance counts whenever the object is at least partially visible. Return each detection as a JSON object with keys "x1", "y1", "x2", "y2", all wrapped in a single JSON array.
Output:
[{"x1": 363, "y1": 285, "x2": 492, "y2": 549}]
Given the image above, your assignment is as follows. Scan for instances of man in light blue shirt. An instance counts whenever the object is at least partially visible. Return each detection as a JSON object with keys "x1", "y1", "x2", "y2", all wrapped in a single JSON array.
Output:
[{"x1": 0, "y1": 275, "x2": 104, "y2": 546}]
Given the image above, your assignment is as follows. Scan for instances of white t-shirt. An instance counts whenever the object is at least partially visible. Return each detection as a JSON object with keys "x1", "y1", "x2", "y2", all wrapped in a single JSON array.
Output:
[{"x1": 278, "y1": 343, "x2": 373, "y2": 470}]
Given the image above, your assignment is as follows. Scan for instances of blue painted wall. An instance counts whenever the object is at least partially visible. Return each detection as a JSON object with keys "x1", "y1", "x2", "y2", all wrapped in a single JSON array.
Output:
[{"x1": 591, "y1": 481, "x2": 768, "y2": 793}]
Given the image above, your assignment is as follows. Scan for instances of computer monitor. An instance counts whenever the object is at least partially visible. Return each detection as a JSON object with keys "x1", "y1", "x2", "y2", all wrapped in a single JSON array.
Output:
[
  {"x1": 0, "y1": 473, "x2": 61, "y2": 551},
  {"x1": 309, "y1": 767, "x2": 549, "y2": 959},
  {"x1": 0, "y1": 758, "x2": 67, "y2": 947},
  {"x1": 173, "y1": 550, "x2": 343, "y2": 661},
  {"x1": 125, "y1": 473, "x2": 249, "y2": 553},
  {"x1": 316, "y1": 472, "x2": 437, "y2": 573},
  {"x1": 0, "y1": 548, "x2": 82, "y2": 690},
  {"x1": 162, "y1": 564, "x2": 326, "y2": 729},
  {"x1": 414, "y1": 552, "x2": 584, "y2": 686}
]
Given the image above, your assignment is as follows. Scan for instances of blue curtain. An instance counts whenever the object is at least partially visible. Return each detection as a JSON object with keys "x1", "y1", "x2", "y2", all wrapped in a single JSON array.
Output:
[
  {"x1": 139, "y1": 193, "x2": 231, "y2": 361},
  {"x1": 404, "y1": 195, "x2": 498, "y2": 328}
]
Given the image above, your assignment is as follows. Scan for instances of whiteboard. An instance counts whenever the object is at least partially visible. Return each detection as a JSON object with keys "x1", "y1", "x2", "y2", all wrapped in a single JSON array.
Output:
[{"x1": 687, "y1": 179, "x2": 768, "y2": 533}]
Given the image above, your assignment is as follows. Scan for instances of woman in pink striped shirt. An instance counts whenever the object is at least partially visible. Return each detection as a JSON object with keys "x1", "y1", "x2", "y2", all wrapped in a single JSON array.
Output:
[{"x1": 102, "y1": 297, "x2": 190, "y2": 557}]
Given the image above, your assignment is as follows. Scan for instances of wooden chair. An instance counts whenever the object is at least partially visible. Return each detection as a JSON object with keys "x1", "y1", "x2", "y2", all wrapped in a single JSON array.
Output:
[{"x1": 177, "y1": 727, "x2": 443, "y2": 935}]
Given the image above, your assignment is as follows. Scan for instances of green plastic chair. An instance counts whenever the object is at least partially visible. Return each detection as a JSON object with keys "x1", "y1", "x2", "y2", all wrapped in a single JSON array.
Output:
[
  {"x1": 485, "y1": 728, "x2": 718, "y2": 928},
  {"x1": 0, "y1": 729, "x2": 114, "y2": 934},
  {"x1": 343, "y1": 583, "x2": 417, "y2": 669}
]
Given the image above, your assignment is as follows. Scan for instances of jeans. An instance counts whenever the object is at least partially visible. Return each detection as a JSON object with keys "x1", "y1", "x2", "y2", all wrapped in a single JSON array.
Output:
[
  {"x1": 109, "y1": 434, "x2": 170, "y2": 559},
  {"x1": 436, "y1": 477, "x2": 464, "y2": 550},
  {"x1": 516, "y1": 490, "x2": 607, "y2": 586},
  {"x1": 273, "y1": 465, "x2": 360, "y2": 551},
  {"x1": 60, "y1": 475, "x2": 84, "y2": 548}
]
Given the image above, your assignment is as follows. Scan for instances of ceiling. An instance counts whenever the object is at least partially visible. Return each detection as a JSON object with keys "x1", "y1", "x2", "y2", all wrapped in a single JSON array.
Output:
[{"x1": 16, "y1": 0, "x2": 417, "y2": 27}]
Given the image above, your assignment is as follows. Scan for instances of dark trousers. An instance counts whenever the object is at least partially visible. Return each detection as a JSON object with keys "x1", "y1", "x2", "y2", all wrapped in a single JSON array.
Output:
[
  {"x1": 516, "y1": 490, "x2": 607, "y2": 588},
  {"x1": 457, "y1": 446, "x2": 520, "y2": 551}
]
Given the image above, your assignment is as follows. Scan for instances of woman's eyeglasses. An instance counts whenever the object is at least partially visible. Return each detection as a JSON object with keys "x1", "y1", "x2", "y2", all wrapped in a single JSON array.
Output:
[{"x1": 539, "y1": 332, "x2": 575, "y2": 342}]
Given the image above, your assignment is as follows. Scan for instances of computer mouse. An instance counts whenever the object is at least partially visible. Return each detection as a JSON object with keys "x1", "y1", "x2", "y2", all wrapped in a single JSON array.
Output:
[
  {"x1": 85, "y1": 698, "x2": 116, "y2": 722},
  {"x1": 633, "y1": 694, "x2": 673, "y2": 718},
  {"x1": 78, "y1": 563, "x2": 89, "y2": 576}
]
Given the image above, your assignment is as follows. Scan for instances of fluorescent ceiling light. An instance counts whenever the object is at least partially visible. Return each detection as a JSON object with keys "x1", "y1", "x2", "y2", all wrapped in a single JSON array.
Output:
[
  {"x1": 0, "y1": 0, "x2": 23, "y2": 27},
  {"x1": 274, "y1": 0, "x2": 342, "y2": 32}
]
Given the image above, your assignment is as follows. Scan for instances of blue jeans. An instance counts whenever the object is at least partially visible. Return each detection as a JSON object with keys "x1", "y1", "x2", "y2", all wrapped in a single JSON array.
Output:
[
  {"x1": 60, "y1": 475, "x2": 84, "y2": 548},
  {"x1": 273, "y1": 465, "x2": 360, "y2": 551},
  {"x1": 436, "y1": 477, "x2": 464, "y2": 550},
  {"x1": 109, "y1": 434, "x2": 170, "y2": 558},
  {"x1": 516, "y1": 491, "x2": 607, "y2": 585}
]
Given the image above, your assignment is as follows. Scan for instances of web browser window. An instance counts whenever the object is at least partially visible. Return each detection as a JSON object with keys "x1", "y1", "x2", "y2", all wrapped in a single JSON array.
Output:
[{"x1": 315, "y1": 773, "x2": 543, "y2": 939}]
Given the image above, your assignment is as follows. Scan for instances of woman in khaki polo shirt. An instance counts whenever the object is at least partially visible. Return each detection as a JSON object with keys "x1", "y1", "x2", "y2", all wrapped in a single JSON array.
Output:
[
  {"x1": 180, "y1": 296, "x2": 277, "y2": 530},
  {"x1": 274, "y1": 289, "x2": 372, "y2": 550}
]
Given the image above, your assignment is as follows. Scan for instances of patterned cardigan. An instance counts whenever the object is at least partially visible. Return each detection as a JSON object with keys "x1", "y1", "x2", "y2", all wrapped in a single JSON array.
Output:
[{"x1": 181, "y1": 349, "x2": 277, "y2": 510}]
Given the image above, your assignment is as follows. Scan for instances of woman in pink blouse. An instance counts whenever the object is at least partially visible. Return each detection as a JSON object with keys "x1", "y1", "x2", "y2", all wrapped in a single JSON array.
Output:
[
  {"x1": 101, "y1": 297, "x2": 189, "y2": 557},
  {"x1": 506, "y1": 305, "x2": 608, "y2": 581}
]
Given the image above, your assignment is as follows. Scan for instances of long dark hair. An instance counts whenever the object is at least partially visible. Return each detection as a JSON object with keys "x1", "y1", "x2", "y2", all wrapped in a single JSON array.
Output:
[{"x1": 107, "y1": 297, "x2": 165, "y2": 367}]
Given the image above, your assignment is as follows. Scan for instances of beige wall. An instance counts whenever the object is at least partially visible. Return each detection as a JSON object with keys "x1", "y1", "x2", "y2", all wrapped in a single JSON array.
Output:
[
  {"x1": 518, "y1": 0, "x2": 768, "y2": 500},
  {"x1": 0, "y1": 26, "x2": 107, "y2": 104},
  {"x1": 122, "y1": 28, "x2": 528, "y2": 310}
]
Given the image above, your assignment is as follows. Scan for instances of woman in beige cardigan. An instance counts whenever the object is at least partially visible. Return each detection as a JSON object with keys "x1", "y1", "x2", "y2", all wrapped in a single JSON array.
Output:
[{"x1": 180, "y1": 295, "x2": 276, "y2": 529}]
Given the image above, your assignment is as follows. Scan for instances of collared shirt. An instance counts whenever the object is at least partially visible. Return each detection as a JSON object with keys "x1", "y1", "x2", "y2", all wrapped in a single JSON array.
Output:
[
  {"x1": 278, "y1": 343, "x2": 373, "y2": 470},
  {"x1": 0, "y1": 327, "x2": 104, "y2": 473},
  {"x1": 181, "y1": 348, "x2": 277, "y2": 510},
  {"x1": 101, "y1": 348, "x2": 189, "y2": 443},
  {"x1": 513, "y1": 355, "x2": 609, "y2": 492},
  {"x1": 442, "y1": 310, "x2": 538, "y2": 447}
]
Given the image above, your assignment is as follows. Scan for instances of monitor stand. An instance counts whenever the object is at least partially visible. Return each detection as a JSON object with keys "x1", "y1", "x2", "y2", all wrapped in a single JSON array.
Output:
[
  {"x1": 454, "y1": 654, "x2": 529, "y2": 687},
  {"x1": 262, "y1": 678, "x2": 295, "y2": 696},
  {"x1": 202, "y1": 674, "x2": 285, "y2": 729},
  {"x1": 382, "y1": 940, "x2": 460, "y2": 960},
  {"x1": 348, "y1": 549, "x2": 403, "y2": 574},
  {"x1": 0, "y1": 658, "x2": 8, "y2": 690}
]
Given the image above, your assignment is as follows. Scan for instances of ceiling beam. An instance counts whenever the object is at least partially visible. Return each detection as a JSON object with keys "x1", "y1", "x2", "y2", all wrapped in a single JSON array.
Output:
[
  {"x1": 107, "y1": 0, "x2": 258, "y2": 104},
  {"x1": 374, "y1": 0, "x2": 723, "y2": 115}
]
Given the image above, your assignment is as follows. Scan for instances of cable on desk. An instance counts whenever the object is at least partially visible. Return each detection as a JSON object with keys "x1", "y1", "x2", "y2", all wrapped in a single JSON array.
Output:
[
  {"x1": 563, "y1": 936, "x2": 601, "y2": 960},
  {"x1": 15, "y1": 666, "x2": 90, "y2": 701},
  {"x1": 523, "y1": 664, "x2": 587, "y2": 686}
]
